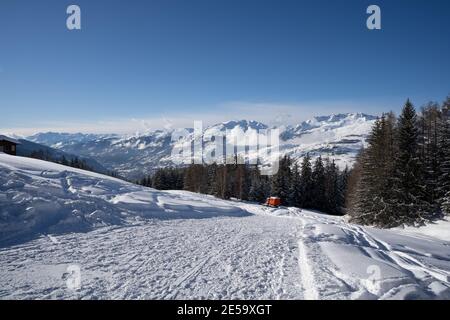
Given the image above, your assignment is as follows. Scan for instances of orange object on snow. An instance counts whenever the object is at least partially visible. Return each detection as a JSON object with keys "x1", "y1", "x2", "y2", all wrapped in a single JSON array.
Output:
[{"x1": 266, "y1": 197, "x2": 281, "y2": 207}]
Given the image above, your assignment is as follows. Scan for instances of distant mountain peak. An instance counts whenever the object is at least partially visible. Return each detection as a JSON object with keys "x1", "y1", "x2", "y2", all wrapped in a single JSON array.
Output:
[
  {"x1": 217, "y1": 119, "x2": 269, "y2": 131},
  {"x1": 312, "y1": 112, "x2": 377, "y2": 123}
]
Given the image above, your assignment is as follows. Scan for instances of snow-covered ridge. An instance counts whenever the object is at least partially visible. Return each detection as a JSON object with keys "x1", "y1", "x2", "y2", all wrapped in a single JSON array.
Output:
[
  {"x1": 285, "y1": 113, "x2": 377, "y2": 137},
  {"x1": 27, "y1": 132, "x2": 118, "y2": 147},
  {"x1": 15, "y1": 139, "x2": 109, "y2": 175},
  {"x1": 0, "y1": 153, "x2": 250, "y2": 246},
  {"x1": 25, "y1": 113, "x2": 377, "y2": 180},
  {"x1": 216, "y1": 119, "x2": 269, "y2": 131},
  {"x1": 1, "y1": 153, "x2": 449, "y2": 299}
]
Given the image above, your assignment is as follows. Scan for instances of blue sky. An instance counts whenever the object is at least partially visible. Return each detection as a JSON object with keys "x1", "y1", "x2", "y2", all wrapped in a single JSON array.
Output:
[{"x1": 0, "y1": 0, "x2": 449, "y2": 134}]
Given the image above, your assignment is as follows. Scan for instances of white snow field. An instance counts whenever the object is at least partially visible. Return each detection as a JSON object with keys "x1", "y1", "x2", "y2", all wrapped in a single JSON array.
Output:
[{"x1": 0, "y1": 153, "x2": 449, "y2": 300}]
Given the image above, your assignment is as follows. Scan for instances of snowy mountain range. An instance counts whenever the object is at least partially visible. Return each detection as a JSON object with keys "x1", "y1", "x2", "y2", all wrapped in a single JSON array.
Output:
[{"x1": 25, "y1": 113, "x2": 377, "y2": 180}]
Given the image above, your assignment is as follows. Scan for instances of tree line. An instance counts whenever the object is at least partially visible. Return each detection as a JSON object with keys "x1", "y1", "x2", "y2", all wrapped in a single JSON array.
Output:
[
  {"x1": 138, "y1": 154, "x2": 349, "y2": 215},
  {"x1": 30, "y1": 150, "x2": 94, "y2": 171},
  {"x1": 347, "y1": 97, "x2": 450, "y2": 227},
  {"x1": 29, "y1": 150, "x2": 119, "y2": 177}
]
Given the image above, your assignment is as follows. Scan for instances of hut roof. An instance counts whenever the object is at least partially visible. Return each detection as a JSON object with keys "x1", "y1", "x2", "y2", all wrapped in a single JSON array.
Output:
[{"x1": 0, "y1": 135, "x2": 21, "y2": 144}]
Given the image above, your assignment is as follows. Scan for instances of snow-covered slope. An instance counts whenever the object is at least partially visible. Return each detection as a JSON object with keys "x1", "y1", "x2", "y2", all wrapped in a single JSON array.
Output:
[
  {"x1": 0, "y1": 153, "x2": 249, "y2": 246},
  {"x1": 278, "y1": 113, "x2": 376, "y2": 169},
  {"x1": 1, "y1": 153, "x2": 450, "y2": 299},
  {"x1": 26, "y1": 113, "x2": 377, "y2": 180}
]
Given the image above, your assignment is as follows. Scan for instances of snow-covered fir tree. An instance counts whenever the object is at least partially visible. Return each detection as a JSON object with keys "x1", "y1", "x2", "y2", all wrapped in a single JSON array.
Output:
[{"x1": 299, "y1": 153, "x2": 314, "y2": 209}]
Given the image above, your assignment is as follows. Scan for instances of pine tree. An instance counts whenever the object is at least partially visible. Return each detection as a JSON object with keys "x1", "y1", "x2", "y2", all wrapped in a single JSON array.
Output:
[
  {"x1": 349, "y1": 152, "x2": 376, "y2": 225},
  {"x1": 206, "y1": 163, "x2": 218, "y2": 195},
  {"x1": 324, "y1": 159, "x2": 340, "y2": 215},
  {"x1": 214, "y1": 164, "x2": 232, "y2": 199},
  {"x1": 233, "y1": 158, "x2": 250, "y2": 200},
  {"x1": 299, "y1": 154, "x2": 314, "y2": 209},
  {"x1": 249, "y1": 168, "x2": 269, "y2": 203},
  {"x1": 338, "y1": 165, "x2": 350, "y2": 213},
  {"x1": 288, "y1": 163, "x2": 302, "y2": 207},
  {"x1": 348, "y1": 115, "x2": 397, "y2": 226},
  {"x1": 270, "y1": 155, "x2": 292, "y2": 205},
  {"x1": 376, "y1": 113, "x2": 398, "y2": 226},
  {"x1": 260, "y1": 175, "x2": 272, "y2": 202},
  {"x1": 418, "y1": 102, "x2": 441, "y2": 206},
  {"x1": 152, "y1": 169, "x2": 166, "y2": 189},
  {"x1": 311, "y1": 156, "x2": 326, "y2": 212},
  {"x1": 249, "y1": 178, "x2": 262, "y2": 202},
  {"x1": 391, "y1": 99, "x2": 430, "y2": 225}
]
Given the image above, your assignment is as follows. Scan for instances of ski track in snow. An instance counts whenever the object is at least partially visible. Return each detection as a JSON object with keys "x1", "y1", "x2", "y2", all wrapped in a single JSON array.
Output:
[
  {"x1": 1, "y1": 153, "x2": 450, "y2": 300},
  {"x1": 297, "y1": 231, "x2": 319, "y2": 300}
]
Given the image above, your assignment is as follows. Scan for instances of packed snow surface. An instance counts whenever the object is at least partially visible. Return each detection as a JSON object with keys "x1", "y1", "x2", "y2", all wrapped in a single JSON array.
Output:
[{"x1": 1, "y1": 153, "x2": 449, "y2": 300}]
